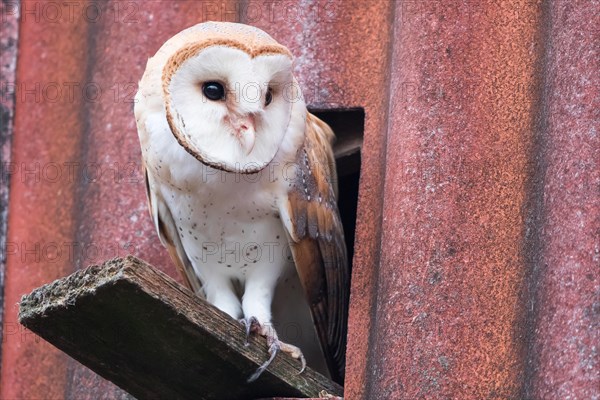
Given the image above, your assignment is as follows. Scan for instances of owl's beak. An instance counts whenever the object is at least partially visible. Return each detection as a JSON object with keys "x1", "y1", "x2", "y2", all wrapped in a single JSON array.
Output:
[
  {"x1": 239, "y1": 128, "x2": 255, "y2": 155},
  {"x1": 232, "y1": 114, "x2": 256, "y2": 155}
]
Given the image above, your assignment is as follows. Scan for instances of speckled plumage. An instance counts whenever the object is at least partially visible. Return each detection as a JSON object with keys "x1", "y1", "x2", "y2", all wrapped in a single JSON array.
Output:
[{"x1": 135, "y1": 22, "x2": 348, "y2": 382}]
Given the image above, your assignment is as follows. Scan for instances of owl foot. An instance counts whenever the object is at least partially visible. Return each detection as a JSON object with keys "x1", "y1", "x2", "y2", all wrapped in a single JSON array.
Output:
[{"x1": 241, "y1": 318, "x2": 306, "y2": 383}]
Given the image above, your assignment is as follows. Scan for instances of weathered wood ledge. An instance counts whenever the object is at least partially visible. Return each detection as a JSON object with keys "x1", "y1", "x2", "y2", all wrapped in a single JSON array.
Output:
[{"x1": 18, "y1": 256, "x2": 343, "y2": 400}]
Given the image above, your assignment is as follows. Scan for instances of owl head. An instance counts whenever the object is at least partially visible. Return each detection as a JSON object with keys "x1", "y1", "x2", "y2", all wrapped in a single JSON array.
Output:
[{"x1": 147, "y1": 22, "x2": 305, "y2": 174}]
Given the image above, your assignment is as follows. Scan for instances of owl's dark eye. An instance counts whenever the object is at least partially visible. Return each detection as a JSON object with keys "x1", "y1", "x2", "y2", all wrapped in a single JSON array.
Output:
[
  {"x1": 203, "y1": 82, "x2": 225, "y2": 101},
  {"x1": 265, "y1": 87, "x2": 273, "y2": 106}
]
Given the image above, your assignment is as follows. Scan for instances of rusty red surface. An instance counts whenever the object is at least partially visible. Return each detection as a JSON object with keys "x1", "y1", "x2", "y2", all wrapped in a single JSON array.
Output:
[
  {"x1": 0, "y1": 0, "x2": 20, "y2": 353},
  {"x1": 525, "y1": 0, "x2": 599, "y2": 398},
  {"x1": 370, "y1": 1, "x2": 543, "y2": 398},
  {"x1": 0, "y1": 4, "x2": 92, "y2": 398},
  {"x1": 1, "y1": 0, "x2": 598, "y2": 399}
]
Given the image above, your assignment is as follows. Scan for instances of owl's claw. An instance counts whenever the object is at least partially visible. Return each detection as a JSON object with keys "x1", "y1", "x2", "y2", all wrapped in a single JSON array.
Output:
[
  {"x1": 242, "y1": 319, "x2": 306, "y2": 382},
  {"x1": 239, "y1": 316, "x2": 260, "y2": 346},
  {"x1": 247, "y1": 333, "x2": 279, "y2": 383}
]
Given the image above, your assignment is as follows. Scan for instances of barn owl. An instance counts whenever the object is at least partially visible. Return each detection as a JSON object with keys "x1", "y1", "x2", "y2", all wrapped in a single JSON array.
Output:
[{"x1": 134, "y1": 22, "x2": 348, "y2": 383}]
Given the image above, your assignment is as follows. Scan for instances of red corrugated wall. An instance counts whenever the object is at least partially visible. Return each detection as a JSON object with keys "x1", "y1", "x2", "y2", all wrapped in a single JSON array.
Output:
[{"x1": 1, "y1": 1, "x2": 598, "y2": 399}]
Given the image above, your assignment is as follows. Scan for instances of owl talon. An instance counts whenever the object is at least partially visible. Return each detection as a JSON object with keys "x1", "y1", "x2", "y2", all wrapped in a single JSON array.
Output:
[
  {"x1": 239, "y1": 316, "x2": 260, "y2": 346},
  {"x1": 247, "y1": 338, "x2": 279, "y2": 383},
  {"x1": 280, "y1": 341, "x2": 306, "y2": 374},
  {"x1": 245, "y1": 321, "x2": 306, "y2": 382}
]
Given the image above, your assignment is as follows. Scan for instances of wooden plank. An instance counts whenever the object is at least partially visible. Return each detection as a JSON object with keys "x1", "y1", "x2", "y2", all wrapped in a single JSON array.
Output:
[{"x1": 18, "y1": 256, "x2": 343, "y2": 400}]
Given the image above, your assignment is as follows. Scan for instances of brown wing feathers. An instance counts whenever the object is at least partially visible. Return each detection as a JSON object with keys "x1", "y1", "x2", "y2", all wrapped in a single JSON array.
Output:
[{"x1": 285, "y1": 113, "x2": 349, "y2": 383}]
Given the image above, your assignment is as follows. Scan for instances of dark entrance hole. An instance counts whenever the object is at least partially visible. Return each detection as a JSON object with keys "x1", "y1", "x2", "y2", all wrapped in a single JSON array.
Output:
[{"x1": 310, "y1": 108, "x2": 364, "y2": 276}]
